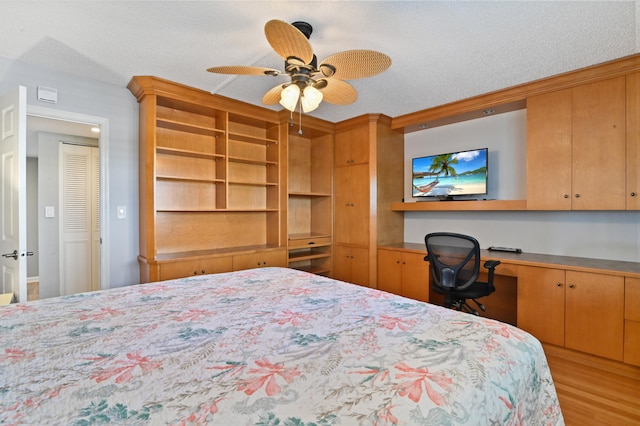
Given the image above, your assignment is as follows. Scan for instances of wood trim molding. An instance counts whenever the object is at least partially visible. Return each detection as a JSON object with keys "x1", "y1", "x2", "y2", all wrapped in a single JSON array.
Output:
[{"x1": 393, "y1": 53, "x2": 640, "y2": 133}]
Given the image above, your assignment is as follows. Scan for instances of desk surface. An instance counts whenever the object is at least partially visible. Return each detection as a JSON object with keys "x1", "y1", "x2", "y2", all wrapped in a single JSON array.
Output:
[{"x1": 380, "y1": 243, "x2": 640, "y2": 278}]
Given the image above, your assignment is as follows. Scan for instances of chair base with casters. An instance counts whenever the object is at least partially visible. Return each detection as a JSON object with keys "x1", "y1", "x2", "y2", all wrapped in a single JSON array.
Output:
[{"x1": 424, "y1": 232, "x2": 501, "y2": 316}]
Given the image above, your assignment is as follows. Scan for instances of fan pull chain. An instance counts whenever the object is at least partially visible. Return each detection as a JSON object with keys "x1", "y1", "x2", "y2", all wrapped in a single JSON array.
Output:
[{"x1": 298, "y1": 98, "x2": 303, "y2": 135}]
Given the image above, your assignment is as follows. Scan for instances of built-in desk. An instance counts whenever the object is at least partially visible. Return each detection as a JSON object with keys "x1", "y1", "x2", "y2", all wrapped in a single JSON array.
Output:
[
  {"x1": 378, "y1": 242, "x2": 640, "y2": 424},
  {"x1": 380, "y1": 242, "x2": 640, "y2": 278},
  {"x1": 378, "y1": 243, "x2": 640, "y2": 363}
]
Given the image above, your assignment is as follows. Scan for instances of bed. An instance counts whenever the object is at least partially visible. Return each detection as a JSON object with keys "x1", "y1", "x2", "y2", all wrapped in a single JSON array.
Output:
[{"x1": 0, "y1": 267, "x2": 563, "y2": 424}]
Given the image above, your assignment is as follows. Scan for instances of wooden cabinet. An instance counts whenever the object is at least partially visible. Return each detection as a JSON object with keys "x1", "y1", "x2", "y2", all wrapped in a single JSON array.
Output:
[
  {"x1": 334, "y1": 164, "x2": 369, "y2": 246},
  {"x1": 517, "y1": 265, "x2": 565, "y2": 346},
  {"x1": 334, "y1": 125, "x2": 369, "y2": 166},
  {"x1": 527, "y1": 77, "x2": 627, "y2": 210},
  {"x1": 517, "y1": 265, "x2": 624, "y2": 361},
  {"x1": 159, "y1": 257, "x2": 233, "y2": 281},
  {"x1": 377, "y1": 248, "x2": 429, "y2": 302},
  {"x1": 232, "y1": 249, "x2": 287, "y2": 271},
  {"x1": 624, "y1": 277, "x2": 640, "y2": 366},
  {"x1": 332, "y1": 115, "x2": 404, "y2": 288},
  {"x1": 334, "y1": 245, "x2": 369, "y2": 287},
  {"x1": 282, "y1": 113, "x2": 334, "y2": 275},
  {"x1": 128, "y1": 76, "x2": 283, "y2": 282},
  {"x1": 627, "y1": 72, "x2": 640, "y2": 210}
]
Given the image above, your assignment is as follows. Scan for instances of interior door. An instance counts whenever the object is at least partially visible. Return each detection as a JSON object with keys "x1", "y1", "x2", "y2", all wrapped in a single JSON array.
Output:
[
  {"x1": 60, "y1": 143, "x2": 99, "y2": 296},
  {"x1": 0, "y1": 86, "x2": 27, "y2": 302}
]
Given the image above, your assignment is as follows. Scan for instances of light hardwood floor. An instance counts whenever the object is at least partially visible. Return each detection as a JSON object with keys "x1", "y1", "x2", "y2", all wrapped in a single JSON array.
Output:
[{"x1": 544, "y1": 344, "x2": 640, "y2": 425}]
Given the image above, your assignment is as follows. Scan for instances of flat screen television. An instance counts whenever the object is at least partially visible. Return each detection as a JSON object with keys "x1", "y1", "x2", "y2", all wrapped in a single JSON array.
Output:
[{"x1": 412, "y1": 148, "x2": 488, "y2": 199}]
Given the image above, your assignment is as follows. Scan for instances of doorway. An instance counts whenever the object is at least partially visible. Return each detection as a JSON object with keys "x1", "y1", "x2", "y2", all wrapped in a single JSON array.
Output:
[{"x1": 26, "y1": 106, "x2": 109, "y2": 299}]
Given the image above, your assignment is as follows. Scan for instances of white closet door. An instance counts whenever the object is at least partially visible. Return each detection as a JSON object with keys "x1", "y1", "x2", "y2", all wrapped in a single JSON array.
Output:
[
  {"x1": 60, "y1": 144, "x2": 98, "y2": 296},
  {"x1": 91, "y1": 147, "x2": 100, "y2": 291}
]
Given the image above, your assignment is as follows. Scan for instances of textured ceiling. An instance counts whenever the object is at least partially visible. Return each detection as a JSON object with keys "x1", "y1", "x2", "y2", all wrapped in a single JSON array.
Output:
[{"x1": 1, "y1": 1, "x2": 638, "y2": 124}]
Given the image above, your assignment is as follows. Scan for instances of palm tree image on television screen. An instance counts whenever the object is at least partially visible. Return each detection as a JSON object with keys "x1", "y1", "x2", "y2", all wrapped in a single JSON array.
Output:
[{"x1": 412, "y1": 148, "x2": 488, "y2": 198}]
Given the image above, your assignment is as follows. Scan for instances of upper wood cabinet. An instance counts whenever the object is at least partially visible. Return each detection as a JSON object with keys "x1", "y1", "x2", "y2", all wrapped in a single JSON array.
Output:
[
  {"x1": 333, "y1": 115, "x2": 404, "y2": 288},
  {"x1": 128, "y1": 76, "x2": 282, "y2": 283},
  {"x1": 627, "y1": 72, "x2": 640, "y2": 210},
  {"x1": 527, "y1": 77, "x2": 627, "y2": 210},
  {"x1": 334, "y1": 125, "x2": 369, "y2": 166}
]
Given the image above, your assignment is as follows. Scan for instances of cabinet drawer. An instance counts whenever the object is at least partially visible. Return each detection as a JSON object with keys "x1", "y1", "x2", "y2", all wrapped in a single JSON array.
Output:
[
  {"x1": 233, "y1": 249, "x2": 287, "y2": 271},
  {"x1": 160, "y1": 256, "x2": 233, "y2": 281},
  {"x1": 289, "y1": 236, "x2": 332, "y2": 248}
]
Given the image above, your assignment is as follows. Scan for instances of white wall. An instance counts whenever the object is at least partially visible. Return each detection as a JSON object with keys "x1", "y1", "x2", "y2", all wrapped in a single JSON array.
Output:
[
  {"x1": 0, "y1": 56, "x2": 140, "y2": 287},
  {"x1": 404, "y1": 110, "x2": 640, "y2": 263}
]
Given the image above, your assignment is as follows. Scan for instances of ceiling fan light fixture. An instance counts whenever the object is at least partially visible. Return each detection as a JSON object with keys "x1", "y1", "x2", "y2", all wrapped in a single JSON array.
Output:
[
  {"x1": 301, "y1": 85, "x2": 323, "y2": 112},
  {"x1": 279, "y1": 84, "x2": 301, "y2": 111}
]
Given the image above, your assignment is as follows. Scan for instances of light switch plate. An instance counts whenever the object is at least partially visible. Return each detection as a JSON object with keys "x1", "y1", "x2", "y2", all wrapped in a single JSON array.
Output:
[
  {"x1": 117, "y1": 206, "x2": 126, "y2": 219},
  {"x1": 45, "y1": 206, "x2": 55, "y2": 218}
]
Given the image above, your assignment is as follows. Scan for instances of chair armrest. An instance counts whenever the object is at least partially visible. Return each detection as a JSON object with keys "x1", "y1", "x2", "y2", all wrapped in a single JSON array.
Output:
[
  {"x1": 483, "y1": 259, "x2": 501, "y2": 285},
  {"x1": 483, "y1": 260, "x2": 501, "y2": 270}
]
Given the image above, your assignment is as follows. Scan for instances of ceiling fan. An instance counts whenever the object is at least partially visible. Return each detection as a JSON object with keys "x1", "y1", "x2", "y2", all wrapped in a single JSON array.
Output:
[{"x1": 207, "y1": 19, "x2": 391, "y2": 114}]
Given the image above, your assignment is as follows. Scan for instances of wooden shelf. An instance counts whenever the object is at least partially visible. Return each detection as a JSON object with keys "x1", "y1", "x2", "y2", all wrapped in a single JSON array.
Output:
[
  {"x1": 157, "y1": 118, "x2": 224, "y2": 137},
  {"x1": 391, "y1": 200, "x2": 527, "y2": 211},
  {"x1": 156, "y1": 147, "x2": 224, "y2": 160},
  {"x1": 228, "y1": 156, "x2": 277, "y2": 166},
  {"x1": 229, "y1": 131, "x2": 278, "y2": 145},
  {"x1": 288, "y1": 191, "x2": 332, "y2": 197}
]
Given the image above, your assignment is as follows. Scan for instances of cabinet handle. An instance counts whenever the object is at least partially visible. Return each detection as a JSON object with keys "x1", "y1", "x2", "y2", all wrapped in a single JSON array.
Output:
[
  {"x1": 631, "y1": 192, "x2": 637, "y2": 197},
  {"x1": 574, "y1": 194, "x2": 580, "y2": 198},
  {"x1": 202, "y1": 270, "x2": 205, "y2": 274},
  {"x1": 569, "y1": 283, "x2": 575, "y2": 288},
  {"x1": 563, "y1": 194, "x2": 569, "y2": 199},
  {"x1": 556, "y1": 282, "x2": 562, "y2": 287}
]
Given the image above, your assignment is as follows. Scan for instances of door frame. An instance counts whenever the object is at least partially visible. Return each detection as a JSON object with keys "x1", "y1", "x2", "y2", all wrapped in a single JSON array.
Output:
[{"x1": 27, "y1": 105, "x2": 110, "y2": 291}]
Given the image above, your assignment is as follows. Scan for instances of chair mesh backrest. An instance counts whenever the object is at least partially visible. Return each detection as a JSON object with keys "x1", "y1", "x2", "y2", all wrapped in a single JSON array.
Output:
[{"x1": 425, "y1": 232, "x2": 481, "y2": 290}]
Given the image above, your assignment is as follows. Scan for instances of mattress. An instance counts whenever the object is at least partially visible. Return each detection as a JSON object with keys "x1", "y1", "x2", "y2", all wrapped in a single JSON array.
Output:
[{"x1": 0, "y1": 267, "x2": 563, "y2": 424}]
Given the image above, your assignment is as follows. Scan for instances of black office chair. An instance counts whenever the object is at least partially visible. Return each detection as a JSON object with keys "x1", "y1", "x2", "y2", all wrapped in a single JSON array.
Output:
[{"x1": 424, "y1": 232, "x2": 500, "y2": 315}]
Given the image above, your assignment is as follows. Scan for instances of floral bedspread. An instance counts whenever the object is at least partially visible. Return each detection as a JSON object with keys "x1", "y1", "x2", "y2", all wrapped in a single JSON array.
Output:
[{"x1": 0, "y1": 267, "x2": 563, "y2": 425}]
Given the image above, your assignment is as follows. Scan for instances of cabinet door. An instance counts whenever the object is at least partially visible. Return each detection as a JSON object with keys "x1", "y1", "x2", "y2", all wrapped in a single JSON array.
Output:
[
  {"x1": 334, "y1": 164, "x2": 370, "y2": 246},
  {"x1": 377, "y1": 249, "x2": 403, "y2": 295},
  {"x1": 517, "y1": 265, "x2": 565, "y2": 346},
  {"x1": 334, "y1": 126, "x2": 369, "y2": 166},
  {"x1": 565, "y1": 271, "x2": 624, "y2": 361},
  {"x1": 160, "y1": 257, "x2": 233, "y2": 281},
  {"x1": 571, "y1": 77, "x2": 626, "y2": 210},
  {"x1": 400, "y1": 252, "x2": 429, "y2": 303},
  {"x1": 627, "y1": 72, "x2": 640, "y2": 210},
  {"x1": 625, "y1": 278, "x2": 640, "y2": 366},
  {"x1": 349, "y1": 246, "x2": 370, "y2": 287},
  {"x1": 334, "y1": 245, "x2": 369, "y2": 287},
  {"x1": 526, "y1": 89, "x2": 573, "y2": 210},
  {"x1": 232, "y1": 249, "x2": 287, "y2": 271}
]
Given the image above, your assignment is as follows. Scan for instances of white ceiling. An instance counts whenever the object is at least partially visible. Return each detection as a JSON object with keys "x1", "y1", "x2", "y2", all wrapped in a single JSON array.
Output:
[{"x1": 2, "y1": 1, "x2": 638, "y2": 124}]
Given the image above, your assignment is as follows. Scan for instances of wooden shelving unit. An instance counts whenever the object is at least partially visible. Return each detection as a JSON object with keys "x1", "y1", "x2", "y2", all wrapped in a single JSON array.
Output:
[
  {"x1": 281, "y1": 113, "x2": 335, "y2": 276},
  {"x1": 128, "y1": 76, "x2": 285, "y2": 283}
]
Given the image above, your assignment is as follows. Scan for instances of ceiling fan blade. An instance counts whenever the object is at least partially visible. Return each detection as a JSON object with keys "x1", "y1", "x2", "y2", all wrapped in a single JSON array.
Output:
[
  {"x1": 264, "y1": 20, "x2": 314, "y2": 64},
  {"x1": 319, "y1": 79, "x2": 358, "y2": 105},
  {"x1": 319, "y1": 50, "x2": 392, "y2": 80},
  {"x1": 262, "y1": 84, "x2": 285, "y2": 105},
  {"x1": 207, "y1": 65, "x2": 281, "y2": 76}
]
